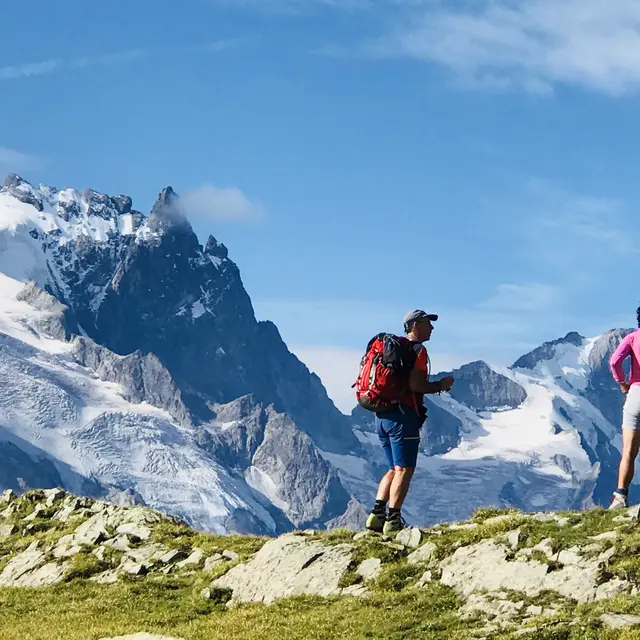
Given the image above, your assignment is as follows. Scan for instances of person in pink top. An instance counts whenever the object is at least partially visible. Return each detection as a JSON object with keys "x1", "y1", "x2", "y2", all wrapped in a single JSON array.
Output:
[{"x1": 609, "y1": 308, "x2": 640, "y2": 509}]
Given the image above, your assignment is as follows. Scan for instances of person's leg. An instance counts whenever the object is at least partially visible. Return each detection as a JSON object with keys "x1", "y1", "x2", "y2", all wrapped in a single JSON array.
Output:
[
  {"x1": 389, "y1": 466, "x2": 415, "y2": 510},
  {"x1": 618, "y1": 428, "x2": 640, "y2": 490},
  {"x1": 365, "y1": 415, "x2": 395, "y2": 531},
  {"x1": 376, "y1": 469, "x2": 395, "y2": 502},
  {"x1": 611, "y1": 387, "x2": 640, "y2": 509},
  {"x1": 383, "y1": 409, "x2": 421, "y2": 533}
]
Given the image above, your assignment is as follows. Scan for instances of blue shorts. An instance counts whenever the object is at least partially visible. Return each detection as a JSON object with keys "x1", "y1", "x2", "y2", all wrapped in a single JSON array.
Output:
[{"x1": 376, "y1": 405, "x2": 422, "y2": 470}]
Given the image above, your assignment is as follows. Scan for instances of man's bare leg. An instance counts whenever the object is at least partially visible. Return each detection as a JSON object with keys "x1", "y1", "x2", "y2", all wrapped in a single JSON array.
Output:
[
  {"x1": 389, "y1": 466, "x2": 415, "y2": 510},
  {"x1": 376, "y1": 469, "x2": 395, "y2": 501}
]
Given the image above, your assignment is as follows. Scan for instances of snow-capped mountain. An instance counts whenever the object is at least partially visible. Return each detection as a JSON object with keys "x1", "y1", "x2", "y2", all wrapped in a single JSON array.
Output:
[
  {"x1": 0, "y1": 173, "x2": 633, "y2": 533},
  {"x1": 0, "y1": 174, "x2": 355, "y2": 534}
]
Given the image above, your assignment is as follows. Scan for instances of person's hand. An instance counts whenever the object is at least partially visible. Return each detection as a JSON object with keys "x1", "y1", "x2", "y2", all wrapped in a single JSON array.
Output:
[
  {"x1": 440, "y1": 376, "x2": 455, "y2": 392},
  {"x1": 621, "y1": 381, "x2": 631, "y2": 394}
]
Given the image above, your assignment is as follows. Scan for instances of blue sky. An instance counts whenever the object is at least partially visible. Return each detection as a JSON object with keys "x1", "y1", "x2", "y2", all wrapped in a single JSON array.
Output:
[{"x1": 2, "y1": 0, "x2": 640, "y2": 412}]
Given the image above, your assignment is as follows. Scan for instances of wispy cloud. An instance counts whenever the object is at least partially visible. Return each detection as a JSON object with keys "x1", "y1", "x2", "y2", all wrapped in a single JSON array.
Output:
[
  {"x1": 0, "y1": 39, "x2": 248, "y2": 82},
  {"x1": 181, "y1": 184, "x2": 264, "y2": 221},
  {"x1": 368, "y1": 0, "x2": 640, "y2": 94},
  {"x1": 0, "y1": 59, "x2": 60, "y2": 81},
  {"x1": 479, "y1": 283, "x2": 559, "y2": 314},
  {"x1": 0, "y1": 147, "x2": 43, "y2": 171}
]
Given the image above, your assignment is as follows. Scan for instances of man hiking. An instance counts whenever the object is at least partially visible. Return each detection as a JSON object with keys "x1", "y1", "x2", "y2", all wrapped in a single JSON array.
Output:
[
  {"x1": 363, "y1": 310, "x2": 454, "y2": 534},
  {"x1": 609, "y1": 306, "x2": 640, "y2": 509}
]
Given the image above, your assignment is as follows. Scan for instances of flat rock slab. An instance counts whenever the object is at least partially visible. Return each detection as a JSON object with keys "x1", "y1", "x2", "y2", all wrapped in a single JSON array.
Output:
[
  {"x1": 212, "y1": 534, "x2": 354, "y2": 605},
  {"x1": 440, "y1": 539, "x2": 629, "y2": 604},
  {"x1": 601, "y1": 613, "x2": 640, "y2": 629}
]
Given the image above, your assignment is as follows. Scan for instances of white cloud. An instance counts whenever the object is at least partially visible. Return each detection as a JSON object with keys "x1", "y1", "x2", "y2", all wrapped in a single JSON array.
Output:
[
  {"x1": 372, "y1": 0, "x2": 640, "y2": 94},
  {"x1": 0, "y1": 40, "x2": 244, "y2": 82},
  {"x1": 0, "y1": 59, "x2": 60, "y2": 81},
  {"x1": 0, "y1": 147, "x2": 42, "y2": 171},
  {"x1": 480, "y1": 283, "x2": 559, "y2": 313},
  {"x1": 181, "y1": 185, "x2": 264, "y2": 221}
]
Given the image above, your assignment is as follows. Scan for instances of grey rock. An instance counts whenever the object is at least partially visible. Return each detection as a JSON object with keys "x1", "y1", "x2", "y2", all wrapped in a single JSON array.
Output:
[
  {"x1": 11, "y1": 561, "x2": 70, "y2": 587},
  {"x1": 440, "y1": 361, "x2": 527, "y2": 411},
  {"x1": 157, "y1": 549, "x2": 187, "y2": 564},
  {"x1": 461, "y1": 593, "x2": 525, "y2": 621},
  {"x1": 600, "y1": 613, "x2": 640, "y2": 629},
  {"x1": 407, "y1": 542, "x2": 437, "y2": 565},
  {"x1": 90, "y1": 569, "x2": 120, "y2": 584},
  {"x1": 414, "y1": 570, "x2": 433, "y2": 588},
  {"x1": 16, "y1": 283, "x2": 74, "y2": 341},
  {"x1": 0, "y1": 524, "x2": 16, "y2": 536},
  {"x1": 590, "y1": 531, "x2": 617, "y2": 541},
  {"x1": 0, "y1": 543, "x2": 45, "y2": 586},
  {"x1": 44, "y1": 488, "x2": 66, "y2": 507},
  {"x1": 203, "y1": 554, "x2": 225, "y2": 572},
  {"x1": 395, "y1": 527, "x2": 422, "y2": 548},
  {"x1": 505, "y1": 529, "x2": 521, "y2": 549},
  {"x1": 93, "y1": 547, "x2": 108, "y2": 562},
  {"x1": 176, "y1": 548, "x2": 203, "y2": 568},
  {"x1": 23, "y1": 503, "x2": 48, "y2": 521},
  {"x1": 120, "y1": 558, "x2": 146, "y2": 576},
  {"x1": 1, "y1": 489, "x2": 16, "y2": 504},
  {"x1": 440, "y1": 538, "x2": 627, "y2": 604},
  {"x1": 341, "y1": 584, "x2": 369, "y2": 597},
  {"x1": 116, "y1": 523, "x2": 151, "y2": 541},
  {"x1": 353, "y1": 531, "x2": 375, "y2": 541},
  {"x1": 448, "y1": 523, "x2": 479, "y2": 531},
  {"x1": 356, "y1": 558, "x2": 382, "y2": 581},
  {"x1": 73, "y1": 514, "x2": 112, "y2": 545},
  {"x1": 211, "y1": 534, "x2": 354, "y2": 604},
  {"x1": 71, "y1": 337, "x2": 191, "y2": 427},
  {"x1": 483, "y1": 515, "x2": 514, "y2": 526},
  {"x1": 222, "y1": 550, "x2": 239, "y2": 562}
]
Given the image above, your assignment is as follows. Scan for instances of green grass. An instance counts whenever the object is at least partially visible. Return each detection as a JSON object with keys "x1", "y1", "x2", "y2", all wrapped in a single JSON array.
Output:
[
  {"x1": 6, "y1": 491, "x2": 640, "y2": 639},
  {"x1": 0, "y1": 578, "x2": 474, "y2": 640}
]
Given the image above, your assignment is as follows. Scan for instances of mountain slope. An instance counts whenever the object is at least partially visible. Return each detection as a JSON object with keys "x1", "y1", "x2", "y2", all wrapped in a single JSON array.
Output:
[{"x1": 0, "y1": 175, "x2": 355, "y2": 534}]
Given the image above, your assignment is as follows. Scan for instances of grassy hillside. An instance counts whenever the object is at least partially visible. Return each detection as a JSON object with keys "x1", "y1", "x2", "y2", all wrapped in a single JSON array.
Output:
[{"x1": 2, "y1": 490, "x2": 640, "y2": 639}]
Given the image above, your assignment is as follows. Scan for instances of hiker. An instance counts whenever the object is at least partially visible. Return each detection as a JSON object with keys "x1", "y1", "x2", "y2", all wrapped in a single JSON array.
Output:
[
  {"x1": 609, "y1": 306, "x2": 640, "y2": 509},
  {"x1": 360, "y1": 310, "x2": 455, "y2": 534}
]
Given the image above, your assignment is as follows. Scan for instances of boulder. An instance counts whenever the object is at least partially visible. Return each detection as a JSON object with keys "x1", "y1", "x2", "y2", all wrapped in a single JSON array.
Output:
[
  {"x1": 440, "y1": 539, "x2": 629, "y2": 604},
  {"x1": 395, "y1": 527, "x2": 422, "y2": 548},
  {"x1": 211, "y1": 534, "x2": 354, "y2": 604},
  {"x1": 601, "y1": 613, "x2": 640, "y2": 629},
  {"x1": 407, "y1": 542, "x2": 436, "y2": 565},
  {"x1": 356, "y1": 558, "x2": 382, "y2": 581}
]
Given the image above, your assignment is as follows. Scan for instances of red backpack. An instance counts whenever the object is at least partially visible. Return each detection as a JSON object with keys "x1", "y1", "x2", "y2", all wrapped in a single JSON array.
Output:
[{"x1": 353, "y1": 333, "x2": 417, "y2": 412}]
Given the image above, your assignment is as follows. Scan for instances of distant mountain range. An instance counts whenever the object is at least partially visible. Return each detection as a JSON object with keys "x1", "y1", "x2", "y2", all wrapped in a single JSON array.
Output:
[{"x1": 0, "y1": 174, "x2": 632, "y2": 533}]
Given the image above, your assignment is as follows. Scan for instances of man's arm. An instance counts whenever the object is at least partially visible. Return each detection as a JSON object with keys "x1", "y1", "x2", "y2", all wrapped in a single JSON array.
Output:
[
  {"x1": 409, "y1": 369, "x2": 448, "y2": 394},
  {"x1": 408, "y1": 347, "x2": 454, "y2": 394}
]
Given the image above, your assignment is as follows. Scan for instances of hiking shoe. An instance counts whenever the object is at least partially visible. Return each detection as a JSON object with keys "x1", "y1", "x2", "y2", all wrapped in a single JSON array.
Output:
[
  {"x1": 609, "y1": 492, "x2": 629, "y2": 510},
  {"x1": 383, "y1": 513, "x2": 406, "y2": 535},
  {"x1": 365, "y1": 512, "x2": 385, "y2": 533}
]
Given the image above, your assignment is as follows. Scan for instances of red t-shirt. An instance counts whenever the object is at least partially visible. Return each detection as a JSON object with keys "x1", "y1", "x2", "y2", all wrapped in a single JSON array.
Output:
[{"x1": 400, "y1": 343, "x2": 429, "y2": 413}]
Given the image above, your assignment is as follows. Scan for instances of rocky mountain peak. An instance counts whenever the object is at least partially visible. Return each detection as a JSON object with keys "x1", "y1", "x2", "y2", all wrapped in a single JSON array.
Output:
[{"x1": 511, "y1": 331, "x2": 586, "y2": 370}]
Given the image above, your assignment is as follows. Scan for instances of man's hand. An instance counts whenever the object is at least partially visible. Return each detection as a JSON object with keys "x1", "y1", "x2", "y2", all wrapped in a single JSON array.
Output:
[
  {"x1": 621, "y1": 381, "x2": 631, "y2": 394},
  {"x1": 439, "y1": 376, "x2": 455, "y2": 392}
]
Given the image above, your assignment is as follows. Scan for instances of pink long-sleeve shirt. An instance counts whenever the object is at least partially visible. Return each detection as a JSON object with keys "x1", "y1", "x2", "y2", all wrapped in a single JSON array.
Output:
[{"x1": 610, "y1": 329, "x2": 640, "y2": 386}]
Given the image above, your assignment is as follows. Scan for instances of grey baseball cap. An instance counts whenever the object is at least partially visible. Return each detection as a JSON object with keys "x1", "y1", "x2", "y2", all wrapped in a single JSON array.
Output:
[{"x1": 403, "y1": 309, "x2": 438, "y2": 331}]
